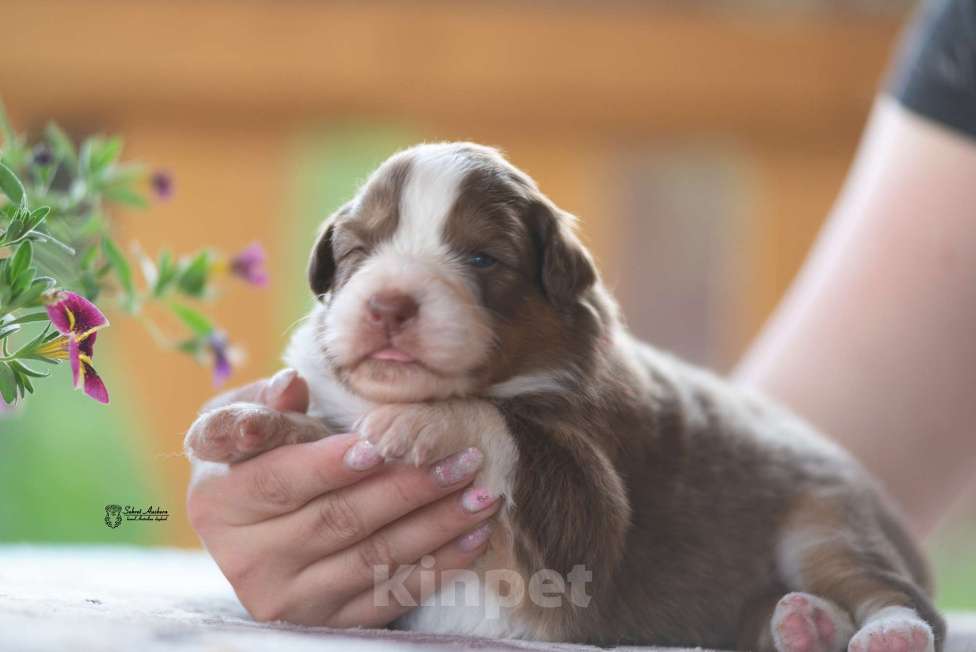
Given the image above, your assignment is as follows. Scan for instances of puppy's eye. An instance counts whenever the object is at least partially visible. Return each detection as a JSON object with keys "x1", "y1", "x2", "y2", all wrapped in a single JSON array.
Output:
[{"x1": 468, "y1": 252, "x2": 497, "y2": 269}]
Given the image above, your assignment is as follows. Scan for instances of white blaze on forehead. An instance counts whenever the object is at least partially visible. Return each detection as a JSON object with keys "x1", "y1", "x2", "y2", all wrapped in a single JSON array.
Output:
[{"x1": 393, "y1": 145, "x2": 471, "y2": 258}]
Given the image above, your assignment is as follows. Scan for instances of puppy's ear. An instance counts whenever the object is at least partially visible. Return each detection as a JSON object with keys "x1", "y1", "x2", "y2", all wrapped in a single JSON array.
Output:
[
  {"x1": 308, "y1": 222, "x2": 336, "y2": 299},
  {"x1": 528, "y1": 198, "x2": 597, "y2": 310}
]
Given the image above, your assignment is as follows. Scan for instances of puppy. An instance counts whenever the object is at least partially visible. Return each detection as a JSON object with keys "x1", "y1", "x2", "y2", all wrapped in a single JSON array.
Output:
[{"x1": 186, "y1": 142, "x2": 944, "y2": 651}]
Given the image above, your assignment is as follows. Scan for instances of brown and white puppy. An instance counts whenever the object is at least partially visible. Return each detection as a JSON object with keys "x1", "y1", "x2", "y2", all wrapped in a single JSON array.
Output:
[{"x1": 186, "y1": 143, "x2": 944, "y2": 651}]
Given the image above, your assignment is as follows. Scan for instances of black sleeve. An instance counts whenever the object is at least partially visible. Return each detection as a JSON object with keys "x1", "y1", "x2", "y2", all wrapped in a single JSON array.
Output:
[{"x1": 888, "y1": 0, "x2": 976, "y2": 141}]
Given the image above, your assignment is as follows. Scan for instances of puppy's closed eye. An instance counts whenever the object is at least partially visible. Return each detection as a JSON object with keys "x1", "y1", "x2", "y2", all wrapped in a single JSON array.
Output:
[{"x1": 338, "y1": 246, "x2": 368, "y2": 264}]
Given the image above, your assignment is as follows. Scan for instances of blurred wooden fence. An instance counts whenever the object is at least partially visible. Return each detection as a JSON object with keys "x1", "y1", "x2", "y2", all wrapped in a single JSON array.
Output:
[{"x1": 0, "y1": 1, "x2": 905, "y2": 545}]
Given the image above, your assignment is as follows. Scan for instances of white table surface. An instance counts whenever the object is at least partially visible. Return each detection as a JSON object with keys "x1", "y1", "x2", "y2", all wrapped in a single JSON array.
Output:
[{"x1": 0, "y1": 546, "x2": 972, "y2": 652}]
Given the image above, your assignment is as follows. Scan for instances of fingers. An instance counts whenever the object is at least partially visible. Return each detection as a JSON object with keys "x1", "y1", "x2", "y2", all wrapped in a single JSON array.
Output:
[
  {"x1": 266, "y1": 449, "x2": 489, "y2": 569},
  {"x1": 259, "y1": 369, "x2": 309, "y2": 414},
  {"x1": 330, "y1": 521, "x2": 495, "y2": 628},
  {"x1": 199, "y1": 379, "x2": 266, "y2": 413},
  {"x1": 191, "y1": 433, "x2": 386, "y2": 525},
  {"x1": 302, "y1": 483, "x2": 500, "y2": 594},
  {"x1": 199, "y1": 368, "x2": 309, "y2": 414},
  {"x1": 258, "y1": 489, "x2": 500, "y2": 626}
]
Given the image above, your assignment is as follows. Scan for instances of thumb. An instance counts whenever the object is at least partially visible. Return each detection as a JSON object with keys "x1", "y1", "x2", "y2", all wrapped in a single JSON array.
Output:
[{"x1": 260, "y1": 368, "x2": 310, "y2": 414}]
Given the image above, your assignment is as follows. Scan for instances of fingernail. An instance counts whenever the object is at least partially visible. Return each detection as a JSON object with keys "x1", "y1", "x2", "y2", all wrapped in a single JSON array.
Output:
[
  {"x1": 343, "y1": 439, "x2": 383, "y2": 471},
  {"x1": 457, "y1": 521, "x2": 494, "y2": 552},
  {"x1": 460, "y1": 487, "x2": 497, "y2": 513},
  {"x1": 431, "y1": 448, "x2": 483, "y2": 487},
  {"x1": 267, "y1": 368, "x2": 297, "y2": 401}
]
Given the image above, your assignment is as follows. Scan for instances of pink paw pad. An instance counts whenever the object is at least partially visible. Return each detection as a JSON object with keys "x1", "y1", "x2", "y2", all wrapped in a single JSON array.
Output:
[
  {"x1": 772, "y1": 592, "x2": 852, "y2": 652},
  {"x1": 849, "y1": 614, "x2": 933, "y2": 652}
]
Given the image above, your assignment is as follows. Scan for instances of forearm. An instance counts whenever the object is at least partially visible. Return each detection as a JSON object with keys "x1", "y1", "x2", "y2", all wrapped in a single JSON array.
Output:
[{"x1": 735, "y1": 97, "x2": 976, "y2": 538}]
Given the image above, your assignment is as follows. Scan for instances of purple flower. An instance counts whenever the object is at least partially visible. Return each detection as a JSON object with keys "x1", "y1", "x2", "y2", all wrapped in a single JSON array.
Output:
[
  {"x1": 32, "y1": 144, "x2": 54, "y2": 167},
  {"x1": 150, "y1": 170, "x2": 174, "y2": 201},
  {"x1": 229, "y1": 243, "x2": 269, "y2": 287},
  {"x1": 208, "y1": 332, "x2": 232, "y2": 388},
  {"x1": 44, "y1": 291, "x2": 110, "y2": 404}
]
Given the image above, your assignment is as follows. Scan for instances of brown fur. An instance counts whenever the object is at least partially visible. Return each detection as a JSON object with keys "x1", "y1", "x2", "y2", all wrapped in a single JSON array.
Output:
[
  {"x1": 309, "y1": 155, "x2": 409, "y2": 296},
  {"x1": 440, "y1": 163, "x2": 600, "y2": 387}
]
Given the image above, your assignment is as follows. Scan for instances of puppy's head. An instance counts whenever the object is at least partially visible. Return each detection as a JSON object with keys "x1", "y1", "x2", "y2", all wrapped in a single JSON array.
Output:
[{"x1": 306, "y1": 142, "x2": 602, "y2": 403}]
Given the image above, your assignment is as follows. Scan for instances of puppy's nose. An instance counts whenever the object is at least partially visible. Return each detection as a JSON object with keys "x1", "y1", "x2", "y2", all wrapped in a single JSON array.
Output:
[{"x1": 366, "y1": 291, "x2": 419, "y2": 332}]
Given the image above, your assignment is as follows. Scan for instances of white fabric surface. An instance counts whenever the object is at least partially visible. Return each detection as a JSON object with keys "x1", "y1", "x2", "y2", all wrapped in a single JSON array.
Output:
[{"x1": 0, "y1": 546, "x2": 972, "y2": 652}]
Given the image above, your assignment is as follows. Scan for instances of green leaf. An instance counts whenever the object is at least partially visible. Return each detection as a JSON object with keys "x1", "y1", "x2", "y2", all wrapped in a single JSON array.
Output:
[
  {"x1": 101, "y1": 236, "x2": 134, "y2": 302},
  {"x1": 0, "y1": 161, "x2": 27, "y2": 210},
  {"x1": 0, "y1": 361, "x2": 17, "y2": 404},
  {"x1": 76, "y1": 212, "x2": 106, "y2": 238},
  {"x1": 28, "y1": 231, "x2": 75, "y2": 255},
  {"x1": 103, "y1": 184, "x2": 148, "y2": 208},
  {"x1": 0, "y1": 104, "x2": 27, "y2": 171},
  {"x1": 177, "y1": 251, "x2": 211, "y2": 298},
  {"x1": 7, "y1": 311, "x2": 50, "y2": 326},
  {"x1": 80, "y1": 244, "x2": 100, "y2": 270},
  {"x1": 28, "y1": 206, "x2": 50, "y2": 229},
  {"x1": 176, "y1": 338, "x2": 203, "y2": 355},
  {"x1": 0, "y1": 210, "x2": 27, "y2": 247},
  {"x1": 11, "y1": 326, "x2": 57, "y2": 362},
  {"x1": 8, "y1": 240, "x2": 33, "y2": 281},
  {"x1": 9, "y1": 359, "x2": 48, "y2": 379},
  {"x1": 34, "y1": 163, "x2": 53, "y2": 190},
  {"x1": 81, "y1": 135, "x2": 124, "y2": 182},
  {"x1": 5, "y1": 277, "x2": 56, "y2": 313},
  {"x1": 169, "y1": 302, "x2": 214, "y2": 337},
  {"x1": 89, "y1": 136, "x2": 123, "y2": 173},
  {"x1": 79, "y1": 272, "x2": 101, "y2": 301},
  {"x1": 10, "y1": 266, "x2": 35, "y2": 298},
  {"x1": 45, "y1": 122, "x2": 77, "y2": 171},
  {"x1": 0, "y1": 101, "x2": 15, "y2": 150},
  {"x1": 151, "y1": 250, "x2": 179, "y2": 297},
  {"x1": 101, "y1": 162, "x2": 145, "y2": 186}
]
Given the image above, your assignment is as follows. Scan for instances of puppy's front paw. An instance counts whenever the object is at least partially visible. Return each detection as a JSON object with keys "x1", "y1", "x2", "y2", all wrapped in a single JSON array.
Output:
[
  {"x1": 185, "y1": 402, "x2": 327, "y2": 464},
  {"x1": 356, "y1": 402, "x2": 517, "y2": 505},
  {"x1": 848, "y1": 608, "x2": 934, "y2": 652},
  {"x1": 356, "y1": 403, "x2": 453, "y2": 466}
]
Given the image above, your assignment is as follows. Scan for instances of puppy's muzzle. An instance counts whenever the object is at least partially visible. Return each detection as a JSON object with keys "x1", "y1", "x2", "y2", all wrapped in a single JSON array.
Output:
[{"x1": 365, "y1": 291, "x2": 419, "y2": 336}]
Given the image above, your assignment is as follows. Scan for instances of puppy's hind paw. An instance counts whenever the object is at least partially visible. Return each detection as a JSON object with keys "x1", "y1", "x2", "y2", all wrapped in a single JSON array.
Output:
[
  {"x1": 848, "y1": 608, "x2": 934, "y2": 652},
  {"x1": 772, "y1": 592, "x2": 855, "y2": 652}
]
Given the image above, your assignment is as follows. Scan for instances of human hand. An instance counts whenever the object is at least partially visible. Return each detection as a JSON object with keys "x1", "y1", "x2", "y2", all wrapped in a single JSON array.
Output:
[{"x1": 185, "y1": 369, "x2": 500, "y2": 626}]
